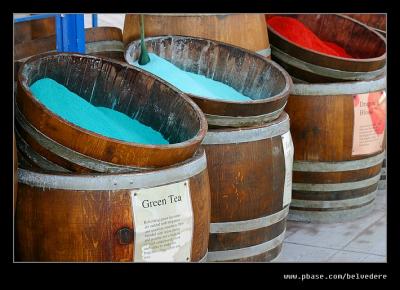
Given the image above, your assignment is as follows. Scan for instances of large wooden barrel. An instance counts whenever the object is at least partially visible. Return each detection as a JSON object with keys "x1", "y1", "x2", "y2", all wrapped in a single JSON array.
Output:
[
  {"x1": 344, "y1": 14, "x2": 386, "y2": 36},
  {"x1": 125, "y1": 36, "x2": 291, "y2": 128},
  {"x1": 16, "y1": 52, "x2": 207, "y2": 171},
  {"x1": 14, "y1": 133, "x2": 18, "y2": 214},
  {"x1": 16, "y1": 149, "x2": 210, "y2": 262},
  {"x1": 123, "y1": 14, "x2": 271, "y2": 58},
  {"x1": 14, "y1": 17, "x2": 56, "y2": 44},
  {"x1": 14, "y1": 27, "x2": 126, "y2": 82},
  {"x1": 203, "y1": 113, "x2": 293, "y2": 262},
  {"x1": 286, "y1": 76, "x2": 386, "y2": 223},
  {"x1": 266, "y1": 14, "x2": 387, "y2": 83}
]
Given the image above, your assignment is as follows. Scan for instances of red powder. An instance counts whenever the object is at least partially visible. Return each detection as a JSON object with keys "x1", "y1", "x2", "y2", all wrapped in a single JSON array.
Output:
[{"x1": 267, "y1": 16, "x2": 354, "y2": 58}]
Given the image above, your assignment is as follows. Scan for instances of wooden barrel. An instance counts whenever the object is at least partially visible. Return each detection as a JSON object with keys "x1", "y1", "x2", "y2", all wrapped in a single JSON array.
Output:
[
  {"x1": 15, "y1": 149, "x2": 210, "y2": 262},
  {"x1": 123, "y1": 14, "x2": 271, "y2": 58},
  {"x1": 125, "y1": 36, "x2": 291, "y2": 128},
  {"x1": 14, "y1": 17, "x2": 56, "y2": 44},
  {"x1": 85, "y1": 27, "x2": 125, "y2": 61},
  {"x1": 16, "y1": 52, "x2": 207, "y2": 171},
  {"x1": 344, "y1": 14, "x2": 386, "y2": 36},
  {"x1": 14, "y1": 17, "x2": 57, "y2": 81},
  {"x1": 286, "y1": 76, "x2": 386, "y2": 223},
  {"x1": 14, "y1": 27, "x2": 126, "y2": 81},
  {"x1": 14, "y1": 133, "x2": 18, "y2": 214},
  {"x1": 203, "y1": 113, "x2": 293, "y2": 262},
  {"x1": 266, "y1": 14, "x2": 386, "y2": 83}
]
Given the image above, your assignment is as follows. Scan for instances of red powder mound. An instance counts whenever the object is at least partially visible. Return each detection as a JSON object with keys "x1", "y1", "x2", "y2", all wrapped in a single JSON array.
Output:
[{"x1": 267, "y1": 16, "x2": 354, "y2": 58}]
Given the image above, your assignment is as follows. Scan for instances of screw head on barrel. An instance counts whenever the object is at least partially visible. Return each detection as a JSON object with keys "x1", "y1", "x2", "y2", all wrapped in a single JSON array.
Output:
[{"x1": 117, "y1": 227, "x2": 133, "y2": 245}]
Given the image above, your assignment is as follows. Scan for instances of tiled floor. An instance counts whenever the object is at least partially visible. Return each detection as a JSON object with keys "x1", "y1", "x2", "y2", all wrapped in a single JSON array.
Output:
[{"x1": 274, "y1": 189, "x2": 387, "y2": 263}]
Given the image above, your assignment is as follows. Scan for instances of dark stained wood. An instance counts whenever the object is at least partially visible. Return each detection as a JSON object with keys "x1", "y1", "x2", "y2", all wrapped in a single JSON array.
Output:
[
  {"x1": 293, "y1": 184, "x2": 378, "y2": 201},
  {"x1": 125, "y1": 36, "x2": 291, "y2": 121},
  {"x1": 85, "y1": 27, "x2": 125, "y2": 62},
  {"x1": 209, "y1": 219, "x2": 286, "y2": 251},
  {"x1": 16, "y1": 53, "x2": 207, "y2": 169},
  {"x1": 14, "y1": 36, "x2": 56, "y2": 61},
  {"x1": 14, "y1": 17, "x2": 55, "y2": 44},
  {"x1": 290, "y1": 199, "x2": 375, "y2": 212},
  {"x1": 15, "y1": 158, "x2": 210, "y2": 262},
  {"x1": 266, "y1": 14, "x2": 386, "y2": 83},
  {"x1": 293, "y1": 164, "x2": 382, "y2": 183},
  {"x1": 14, "y1": 27, "x2": 126, "y2": 82},
  {"x1": 204, "y1": 135, "x2": 285, "y2": 222},
  {"x1": 203, "y1": 115, "x2": 289, "y2": 261},
  {"x1": 86, "y1": 26, "x2": 123, "y2": 42},
  {"x1": 123, "y1": 14, "x2": 269, "y2": 53},
  {"x1": 228, "y1": 242, "x2": 283, "y2": 262},
  {"x1": 287, "y1": 93, "x2": 385, "y2": 162},
  {"x1": 345, "y1": 14, "x2": 386, "y2": 32},
  {"x1": 15, "y1": 124, "x2": 93, "y2": 173},
  {"x1": 287, "y1": 86, "x2": 384, "y2": 220}
]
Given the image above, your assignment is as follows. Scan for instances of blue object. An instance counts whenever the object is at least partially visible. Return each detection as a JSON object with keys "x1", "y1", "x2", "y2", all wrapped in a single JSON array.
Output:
[
  {"x1": 92, "y1": 14, "x2": 98, "y2": 27},
  {"x1": 60, "y1": 14, "x2": 85, "y2": 53}
]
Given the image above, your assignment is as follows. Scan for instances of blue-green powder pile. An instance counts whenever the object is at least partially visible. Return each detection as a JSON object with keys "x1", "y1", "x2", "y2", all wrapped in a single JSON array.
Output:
[
  {"x1": 29, "y1": 78, "x2": 169, "y2": 145},
  {"x1": 133, "y1": 53, "x2": 253, "y2": 102}
]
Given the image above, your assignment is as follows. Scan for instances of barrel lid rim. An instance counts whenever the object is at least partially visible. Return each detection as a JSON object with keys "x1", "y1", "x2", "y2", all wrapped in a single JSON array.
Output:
[
  {"x1": 266, "y1": 13, "x2": 387, "y2": 64},
  {"x1": 17, "y1": 51, "x2": 208, "y2": 151},
  {"x1": 125, "y1": 35, "x2": 293, "y2": 106},
  {"x1": 18, "y1": 147, "x2": 207, "y2": 178}
]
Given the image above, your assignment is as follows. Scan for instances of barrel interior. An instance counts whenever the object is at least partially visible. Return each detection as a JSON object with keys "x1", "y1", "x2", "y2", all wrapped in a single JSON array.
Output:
[
  {"x1": 20, "y1": 53, "x2": 202, "y2": 145},
  {"x1": 267, "y1": 14, "x2": 386, "y2": 59},
  {"x1": 126, "y1": 36, "x2": 287, "y2": 101}
]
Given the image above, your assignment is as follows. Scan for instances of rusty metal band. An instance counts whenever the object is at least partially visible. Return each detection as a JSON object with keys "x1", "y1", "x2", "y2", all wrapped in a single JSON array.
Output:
[
  {"x1": 204, "y1": 103, "x2": 285, "y2": 127},
  {"x1": 292, "y1": 174, "x2": 381, "y2": 192},
  {"x1": 202, "y1": 113, "x2": 290, "y2": 145},
  {"x1": 291, "y1": 77, "x2": 386, "y2": 96},
  {"x1": 271, "y1": 45, "x2": 386, "y2": 81},
  {"x1": 290, "y1": 190, "x2": 377, "y2": 209},
  {"x1": 15, "y1": 106, "x2": 149, "y2": 173},
  {"x1": 256, "y1": 47, "x2": 271, "y2": 58},
  {"x1": 210, "y1": 206, "x2": 289, "y2": 234},
  {"x1": 15, "y1": 128, "x2": 71, "y2": 173},
  {"x1": 207, "y1": 231, "x2": 285, "y2": 262},
  {"x1": 85, "y1": 40, "x2": 125, "y2": 54},
  {"x1": 293, "y1": 151, "x2": 385, "y2": 172},
  {"x1": 288, "y1": 199, "x2": 375, "y2": 223},
  {"x1": 18, "y1": 150, "x2": 207, "y2": 191}
]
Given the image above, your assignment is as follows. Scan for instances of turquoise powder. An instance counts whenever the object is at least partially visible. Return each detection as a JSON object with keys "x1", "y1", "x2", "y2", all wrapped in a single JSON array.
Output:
[
  {"x1": 133, "y1": 53, "x2": 253, "y2": 102},
  {"x1": 29, "y1": 78, "x2": 169, "y2": 145}
]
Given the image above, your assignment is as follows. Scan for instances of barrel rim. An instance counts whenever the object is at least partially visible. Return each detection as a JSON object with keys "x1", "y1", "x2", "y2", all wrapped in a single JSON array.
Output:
[
  {"x1": 291, "y1": 75, "x2": 386, "y2": 96},
  {"x1": 203, "y1": 111, "x2": 290, "y2": 145},
  {"x1": 125, "y1": 35, "x2": 293, "y2": 106},
  {"x1": 17, "y1": 148, "x2": 208, "y2": 190},
  {"x1": 17, "y1": 51, "x2": 208, "y2": 151},
  {"x1": 266, "y1": 13, "x2": 387, "y2": 66}
]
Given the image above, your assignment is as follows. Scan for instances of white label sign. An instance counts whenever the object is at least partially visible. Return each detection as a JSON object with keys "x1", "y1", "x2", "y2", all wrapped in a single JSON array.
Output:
[
  {"x1": 352, "y1": 91, "x2": 386, "y2": 156},
  {"x1": 131, "y1": 181, "x2": 194, "y2": 262},
  {"x1": 281, "y1": 131, "x2": 294, "y2": 207}
]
